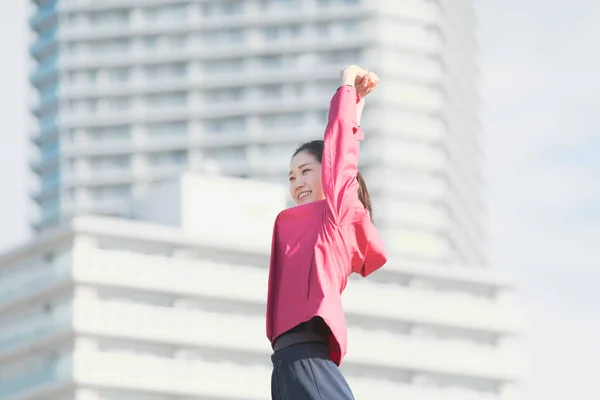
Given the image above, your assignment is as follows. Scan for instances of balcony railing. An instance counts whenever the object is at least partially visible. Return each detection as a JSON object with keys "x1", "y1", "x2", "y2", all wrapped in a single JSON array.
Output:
[
  {"x1": 72, "y1": 349, "x2": 501, "y2": 400},
  {"x1": 73, "y1": 298, "x2": 522, "y2": 382},
  {"x1": 75, "y1": 250, "x2": 522, "y2": 334}
]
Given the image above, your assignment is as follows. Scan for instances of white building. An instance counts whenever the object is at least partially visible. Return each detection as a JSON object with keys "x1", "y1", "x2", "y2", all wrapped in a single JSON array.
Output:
[
  {"x1": 0, "y1": 174, "x2": 523, "y2": 400},
  {"x1": 30, "y1": 0, "x2": 485, "y2": 267}
]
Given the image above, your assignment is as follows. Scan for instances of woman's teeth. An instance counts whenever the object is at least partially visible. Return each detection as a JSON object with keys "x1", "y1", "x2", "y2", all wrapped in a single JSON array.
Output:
[{"x1": 298, "y1": 191, "x2": 312, "y2": 200}]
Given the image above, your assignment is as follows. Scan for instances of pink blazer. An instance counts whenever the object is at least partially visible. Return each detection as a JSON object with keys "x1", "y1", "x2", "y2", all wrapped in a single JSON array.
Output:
[{"x1": 265, "y1": 86, "x2": 388, "y2": 365}]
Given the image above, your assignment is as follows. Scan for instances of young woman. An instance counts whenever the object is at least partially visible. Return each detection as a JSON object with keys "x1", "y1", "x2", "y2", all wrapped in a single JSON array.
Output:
[{"x1": 266, "y1": 65, "x2": 387, "y2": 400}]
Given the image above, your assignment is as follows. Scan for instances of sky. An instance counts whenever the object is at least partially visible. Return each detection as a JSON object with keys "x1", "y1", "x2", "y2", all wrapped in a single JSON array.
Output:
[
  {"x1": 1, "y1": 2, "x2": 599, "y2": 399},
  {"x1": 0, "y1": 2, "x2": 29, "y2": 252},
  {"x1": 477, "y1": 0, "x2": 600, "y2": 398}
]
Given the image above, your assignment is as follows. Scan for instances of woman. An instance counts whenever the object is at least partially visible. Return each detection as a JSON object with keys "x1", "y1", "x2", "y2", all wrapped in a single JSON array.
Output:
[{"x1": 266, "y1": 65, "x2": 387, "y2": 400}]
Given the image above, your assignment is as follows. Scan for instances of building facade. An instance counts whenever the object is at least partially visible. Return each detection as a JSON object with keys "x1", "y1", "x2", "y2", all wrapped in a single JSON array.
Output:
[
  {"x1": 30, "y1": 0, "x2": 485, "y2": 267},
  {"x1": 0, "y1": 220, "x2": 522, "y2": 400},
  {"x1": 1, "y1": 174, "x2": 522, "y2": 400}
]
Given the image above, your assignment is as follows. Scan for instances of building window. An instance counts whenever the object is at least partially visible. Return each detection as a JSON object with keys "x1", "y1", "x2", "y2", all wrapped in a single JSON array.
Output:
[
  {"x1": 40, "y1": 140, "x2": 59, "y2": 161},
  {"x1": 314, "y1": 22, "x2": 330, "y2": 37},
  {"x1": 67, "y1": 42, "x2": 86, "y2": 55},
  {"x1": 144, "y1": 34, "x2": 188, "y2": 51},
  {"x1": 69, "y1": 98, "x2": 98, "y2": 114},
  {"x1": 318, "y1": 48, "x2": 362, "y2": 65},
  {"x1": 145, "y1": 92, "x2": 187, "y2": 109},
  {"x1": 68, "y1": 69, "x2": 98, "y2": 85},
  {"x1": 108, "y1": 67, "x2": 130, "y2": 82},
  {"x1": 260, "y1": 54, "x2": 298, "y2": 70},
  {"x1": 203, "y1": 58, "x2": 245, "y2": 74},
  {"x1": 260, "y1": 0, "x2": 302, "y2": 11},
  {"x1": 89, "y1": 155, "x2": 131, "y2": 171},
  {"x1": 68, "y1": 12, "x2": 88, "y2": 28},
  {"x1": 222, "y1": 0, "x2": 243, "y2": 14},
  {"x1": 41, "y1": 168, "x2": 60, "y2": 190},
  {"x1": 142, "y1": 35, "x2": 157, "y2": 50},
  {"x1": 290, "y1": 83, "x2": 305, "y2": 96},
  {"x1": 263, "y1": 26, "x2": 278, "y2": 40},
  {"x1": 207, "y1": 146, "x2": 247, "y2": 163},
  {"x1": 202, "y1": 29, "x2": 245, "y2": 45},
  {"x1": 107, "y1": 96, "x2": 130, "y2": 111},
  {"x1": 262, "y1": 24, "x2": 302, "y2": 41},
  {"x1": 260, "y1": 84, "x2": 283, "y2": 99},
  {"x1": 261, "y1": 55, "x2": 282, "y2": 70},
  {"x1": 89, "y1": 38, "x2": 130, "y2": 55},
  {"x1": 89, "y1": 10, "x2": 130, "y2": 27},
  {"x1": 146, "y1": 121, "x2": 188, "y2": 137},
  {"x1": 204, "y1": 117, "x2": 246, "y2": 134},
  {"x1": 203, "y1": 1, "x2": 244, "y2": 17},
  {"x1": 145, "y1": 63, "x2": 188, "y2": 80},
  {"x1": 165, "y1": 34, "x2": 188, "y2": 48},
  {"x1": 261, "y1": 112, "x2": 305, "y2": 130},
  {"x1": 63, "y1": 157, "x2": 75, "y2": 174},
  {"x1": 39, "y1": 111, "x2": 57, "y2": 130},
  {"x1": 88, "y1": 126, "x2": 131, "y2": 142},
  {"x1": 338, "y1": 19, "x2": 363, "y2": 34},
  {"x1": 42, "y1": 196, "x2": 60, "y2": 217},
  {"x1": 90, "y1": 185, "x2": 131, "y2": 200},
  {"x1": 261, "y1": 143, "x2": 297, "y2": 162},
  {"x1": 144, "y1": 5, "x2": 187, "y2": 23},
  {"x1": 38, "y1": 51, "x2": 58, "y2": 71},
  {"x1": 148, "y1": 150, "x2": 188, "y2": 166},
  {"x1": 39, "y1": 82, "x2": 57, "y2": 102},
  {"x1": 204, "y1": 87, "x2": 245, "y2": 103}
]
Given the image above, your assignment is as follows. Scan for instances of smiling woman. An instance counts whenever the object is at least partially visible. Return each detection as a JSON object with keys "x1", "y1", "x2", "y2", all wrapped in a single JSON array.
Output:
[
  {"x1": 266, "y1": 65, "x2": 387, "y2": 400},
  {"x1": 289, "y1": 140, "x2": 373, "y2": 223},
  {"x1": 288, "y1": 145, "x2": 325, "y2": 205}
]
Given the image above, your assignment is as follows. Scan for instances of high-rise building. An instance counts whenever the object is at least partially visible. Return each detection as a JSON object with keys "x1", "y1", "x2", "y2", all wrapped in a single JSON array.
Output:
[
  {"x1": 30, "y1": 0, "x2": 485, "y2": 267},
  {"x1": 0, "y1": 173, "x2": 523, "y2": 400}
]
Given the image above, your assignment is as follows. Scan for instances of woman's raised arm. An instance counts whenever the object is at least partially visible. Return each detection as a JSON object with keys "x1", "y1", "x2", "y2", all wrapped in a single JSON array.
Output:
[{"x1": 321, "y1": 65, "x2": 379, "y2": 225}]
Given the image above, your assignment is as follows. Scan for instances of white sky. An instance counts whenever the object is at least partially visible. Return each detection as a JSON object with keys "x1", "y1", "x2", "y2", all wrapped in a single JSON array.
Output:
[
  {"x1": 1, "y1": 2, "x2": 599, "y2": 399},
  {"x1": 478, "y1": 0, "x2": 600, "y2": 398}
]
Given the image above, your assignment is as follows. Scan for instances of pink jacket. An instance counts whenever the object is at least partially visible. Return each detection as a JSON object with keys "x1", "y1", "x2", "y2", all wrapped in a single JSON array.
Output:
[{"x1": 265, "y1": 86, "x2": 388, "y2": 365}]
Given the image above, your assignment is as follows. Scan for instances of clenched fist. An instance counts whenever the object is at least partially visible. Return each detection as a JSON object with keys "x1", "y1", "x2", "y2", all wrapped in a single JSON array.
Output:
[{"x1": 340, "y1": 65, "x2": 380, "y2": 98}]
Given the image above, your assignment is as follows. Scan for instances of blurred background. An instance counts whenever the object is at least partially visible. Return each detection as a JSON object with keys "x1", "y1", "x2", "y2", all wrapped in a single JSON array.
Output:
[{"x1": 0, "y1": 1, "x2": 598, "y2": 399}]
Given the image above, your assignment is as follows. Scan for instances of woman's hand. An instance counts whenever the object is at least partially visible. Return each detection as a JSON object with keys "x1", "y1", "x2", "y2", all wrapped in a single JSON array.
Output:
[{"x1": 340, "y1": 65, "x2": 380, "y2": 98}]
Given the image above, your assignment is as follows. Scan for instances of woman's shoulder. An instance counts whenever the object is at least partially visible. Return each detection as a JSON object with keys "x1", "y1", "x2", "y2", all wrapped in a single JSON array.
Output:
[
  {"x1": 276, "y1": 200, "x2": 326, "y2": 222},
  {"x1": 274, "y1": 201, "x2": 329, "y2": 234}
]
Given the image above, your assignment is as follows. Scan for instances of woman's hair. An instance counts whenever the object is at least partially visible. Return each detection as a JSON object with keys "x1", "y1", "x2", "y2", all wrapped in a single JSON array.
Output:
[{"x1": 293, "y1": 140, "x2": 373, "y2": 223}]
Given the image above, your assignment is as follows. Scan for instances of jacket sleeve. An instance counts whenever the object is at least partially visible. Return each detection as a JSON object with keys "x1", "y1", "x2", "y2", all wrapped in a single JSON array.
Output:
[
  {"x1": 322, "y1": 86, "x2": 364, "y2": 225},
  {"x1": 359, "y1": 228, "x2": 388, "y2": 277},
  {"x1": 350, "y1": 221, "x2": 388, "y2": 277}
]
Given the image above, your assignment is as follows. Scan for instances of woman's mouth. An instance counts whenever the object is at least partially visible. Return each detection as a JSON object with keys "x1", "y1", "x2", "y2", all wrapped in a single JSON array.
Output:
[{"x1": 298, "y1": 191, "x2": 312, "y2": 201}]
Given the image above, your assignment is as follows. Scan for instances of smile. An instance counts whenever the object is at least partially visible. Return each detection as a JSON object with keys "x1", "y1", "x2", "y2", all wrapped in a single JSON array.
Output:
[{"x1": 298, "y1": 191, "x2": 312, "y2": 200}]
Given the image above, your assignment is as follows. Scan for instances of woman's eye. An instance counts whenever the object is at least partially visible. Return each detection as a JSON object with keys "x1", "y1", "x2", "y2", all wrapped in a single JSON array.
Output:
[
  {"x1": 302, "y1": 169, "x2": 310, "y2": 174},
  {"x1": 289, "y1": 176, "x2": 295, "y2": 182}
]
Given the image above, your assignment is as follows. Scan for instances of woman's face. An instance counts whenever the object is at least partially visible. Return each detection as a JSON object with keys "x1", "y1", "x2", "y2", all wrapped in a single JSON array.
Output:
[{"x1": 289, "y1": 151, "x2": 325, "y2": 206}]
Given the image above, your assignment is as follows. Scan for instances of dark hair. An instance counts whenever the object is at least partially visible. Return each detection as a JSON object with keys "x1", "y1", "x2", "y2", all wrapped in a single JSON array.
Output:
[{"x1": 293, "y1": 140, "x2": 373, "y2": 223}]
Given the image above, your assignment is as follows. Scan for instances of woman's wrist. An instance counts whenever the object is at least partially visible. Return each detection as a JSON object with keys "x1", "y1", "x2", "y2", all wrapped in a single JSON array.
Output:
[
  {"x1": 340, "y1": 65, "x2": 361, "y2": 87},
  {"x1": 340, "y1": 73, "x2": 356, "y2": 87},
  {"x1": 356, "y1": 98, "x2": 365, "y2": 126}
]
